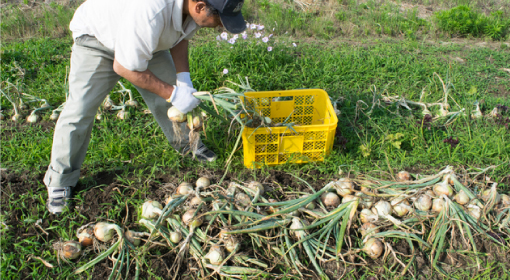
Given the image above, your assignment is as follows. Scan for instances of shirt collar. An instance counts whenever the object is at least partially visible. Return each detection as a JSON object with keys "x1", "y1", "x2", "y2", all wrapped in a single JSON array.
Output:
[{"x1": 172, "y1": 0, "x2": 198, "y2": 34}]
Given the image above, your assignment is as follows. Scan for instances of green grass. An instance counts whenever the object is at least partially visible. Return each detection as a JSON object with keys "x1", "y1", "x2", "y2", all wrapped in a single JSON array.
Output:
[{"x1": 1, "y1": 1, "x2": 510, "y2": 279}]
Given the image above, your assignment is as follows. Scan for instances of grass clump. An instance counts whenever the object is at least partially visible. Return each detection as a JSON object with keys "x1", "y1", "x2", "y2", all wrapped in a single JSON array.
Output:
[{"x1": 435, "y1": 5, "x2": 510, "y2": 40}]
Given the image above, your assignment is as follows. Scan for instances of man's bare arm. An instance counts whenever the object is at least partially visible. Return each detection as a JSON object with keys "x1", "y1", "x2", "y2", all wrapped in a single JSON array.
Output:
[
  {"x1": 170, "y1": 40, "x2": 190, "y2": 73},
  {"x1": 113, "y1": 59, "x2": 174, "y2": 100}
]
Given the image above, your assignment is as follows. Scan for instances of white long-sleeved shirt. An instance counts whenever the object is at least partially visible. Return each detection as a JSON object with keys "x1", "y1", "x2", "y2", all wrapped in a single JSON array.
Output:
[{"x1": 70, "y1": 0, "x2": 200, "y2": 71}]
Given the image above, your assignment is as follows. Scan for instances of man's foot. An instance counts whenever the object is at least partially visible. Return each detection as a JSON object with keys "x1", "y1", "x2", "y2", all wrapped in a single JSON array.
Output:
[
  {"x1": 182, "y1": 143, "x2": 217, "y2": 162},
  {"x1": 46, "y1": 187, "x2": 72, "y2": 214}
]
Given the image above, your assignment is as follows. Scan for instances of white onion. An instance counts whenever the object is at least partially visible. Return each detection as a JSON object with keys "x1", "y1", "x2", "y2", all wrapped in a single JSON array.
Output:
[
  {"x1": 11, "y1": 114, "x2": 22, "y2": 122},
  {"x1": 481, "y1": 188, "x2": 500, "y2": 204},
  {"x1": 96, "y1": 112, "x2": 103, "y2": 120},
  {"x1": 224, "y1": 236, "x2": 239, "y2": 252},
  {"x1": 117, "y1": 109, "x2": 130, "y2": 120},
  {"x1": 77, "y1": 226, "x2": 94, "y2": 247},
  {"x1": 125, "y1": 100, "x2": 139, "y2": 108},
  {"x1": 396, "y1": 171, "x2": 411, "y2": 182},
  {"x1": 454, "y1": 190, "x2": 470, "y2": 205},
  {"x1": 187, "y1": 115, "x2": 202, "y2": 129},
  {"x1": 205, "y1": 245, "x2": 224, "y2": 265},
  {"x1": 182, "y1": 209, "x2": 203, "y2": 228},
  {"x1": 196, "y1": 177, "x2": 210, "y2": 188},
  {"x1": 360, "y1": 209, "x2": 378, "y2": 224},
  {"x1": 433, "y1": 179, "x2": 453, "y2": 197},
  {"x1": 27, "y1": 113, "x2": 38, "y2": 123},
  {"x1": 290, "y1": 217, "x2": 305, "y2": 240},
  {"x1": 170, "y1": 231, "x2": 182, "y2": 243},
  {"x1": 176, "y1": 182, "x2": 194, "y2": 195},
  {"x1": 94, "y1": 222, "x2": 117, "y2": 242},
  {"x1": 342, "y1": 194, "x2": 359, "y2": 204},
  {"x1": 247, "y1": 181, "x2": 265, "y2": 195},
  {"x1": 373, "y1": 201, "x2": 392, "y2": 217},
  {"x1": 425, "y1": 190, "x2": 436, "y2": 198},
  {"x1": 357, "y1": 192, "x2": 374, "y2": 209},
  {"x1": 321, "y1": 192, "x2": 341, "y2": 208},
  {"x1": 393, "y1": 202, "x2": 411, "y2": 217},
  {"x1": 226, "y1": 182, "x2": 239, "y2": 197},
  {"x1": 334, "y1": 178, "x2": 354, "y2": 197},
  {"x1": 360, "y1": 223, "x2": 379, "y2": 238},
  {"x1": 190, "y1": 196, "x2": 203, "y2": 207},
  {"x1": 432, "y1": 198, "x2": 445, "y2": 213},
  {"x1": 500, "y1": 194, "x2": 510, "y2": 206},
  {"x1": 414, "y1": 194, "x2": 432, "y2": 211},
  {"x1": 62, "y1": 241, "x2": 82, "y2": 259},
  {"x1": 125, "y1": 230, "x2": 141, "y2": 246},
  {"x1": 167, "y1": 106, "x2": 186, "y2": 122},
  {"x1": 141, "y1": 200, "x2": 163, "y2": 219},
  {"x1": 467, "y1": 203, "x2": 481, "y2": 221},
  {"x1": 363, "y1": 238, "x2": 383, "y2": 259},
  {"x1": 235, "y1": 193, "x2": 251, "y2": 207},
  {"x1": 50, "y1": 111, "x2": 60, "y2": 121}
]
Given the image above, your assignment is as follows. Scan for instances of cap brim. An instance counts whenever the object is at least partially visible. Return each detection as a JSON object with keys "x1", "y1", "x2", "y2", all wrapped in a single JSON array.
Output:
[{"x1": 219, "y1": 12, "x2": 246, "y2": 34}]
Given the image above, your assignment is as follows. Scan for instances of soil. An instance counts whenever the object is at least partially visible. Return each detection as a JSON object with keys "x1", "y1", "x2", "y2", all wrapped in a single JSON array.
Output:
[{"x1": 2, "y1": 166, "x2": 510, "y2": 279}]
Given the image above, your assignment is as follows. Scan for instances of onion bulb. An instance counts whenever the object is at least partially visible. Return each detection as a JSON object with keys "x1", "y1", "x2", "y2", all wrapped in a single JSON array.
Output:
[
  {"x1": 360, "y1": 223, "x2": 379, "y2": 238},
  {"x1": 176, "y1": 182, "x2": 194, "y2": 195},
  {"x1": 167, "y1": 106, "x2": 186, "y2": 122},
  {"x1": 392, "y1": 199, "x2": 412, "y2": 217},
  {"x1": 432, "y1": 198, "x2": 445, "y2": 213},
  {"x1": 187, "y1": 115, "x2": 202, "y2": 129},
  {"x1": 290, "y1": 217, "x2": 305, "y2": 240},
  {"x1": 360, "y1": 209, "x2": 378, "y2": 224},
  {"x1": 481, "y1": 188, "x2": 500, "y2": 204},
  {"x1": 334, "y1": 178, "x2": 354, "y2": 197},
  {"x1": 356, "y1": 192, "x2": 374, "y2": 209},
  {"x1": 125, "y1": 230, "x2": 142, "y2": 246},
  {"x1": 141, "y1": 200, "x2": 163, "y2": 219},
  {"x1": 235, "y1": 193, "x2": 251, "y2": 207},
  {"x1": 247, "y1": 181, "x2": 264, "y2": 195},
  {"x1": 342, "y1": 194, "x2": 359, "y2": 204},
  {"x1": 62, "y1": 241, "x2": 82, "y2": 260},
  {"x1": 170, "y1": 231, "x2": 182, "y2": 243},
  {"x1": 454, "y1": 190, "x2": 470, "y2": 205},
  {"x1": 414, "y1": 194, "x2": 432, "y2": 211},
  {"x1": 11, "y1": 114, "x2": 22, "y2": 122},
  {"x1": 224, "y1": 236, "x2": 239, "y2": 252},
  {"x1": 196, "y1": 177, "x2": 210, "y2": 188},
  {"x1": 96, "y1": 112, "x2": 103, "y2": 120},
  {"x1": 182, "y1": 209, "x2": 203, "y2": 228},
  {"x1": 301, "y1": 195, "x2": 316, "y2": 210},
  {"x1": 466, "y1": 203, "x2": 481, "y2": 221},
  {"x1": 165, "y1": 195, "x2": 175, "y2": 205},
  {"x1": 321, "y1": 192, "x2": 341, "y2": 208},
  {"x1": 205, "y1": 245, "x2": 224, "y2": 265},
  {"x1": 27, "y1": 113, "x2": 39, "y2": 123},
  {"x1": 94, "y1": 222, "x2": 117, "y2": 242},
  {"x1": 226, "y1": 182, "x2": 239, "y2": 197},
  {"x1": 363, "y1": 238, "x2": 384, "y2": 259},
  {"x1": 77, "y1": 226, "x2": 94, "y2": 247},
  {"x1": 190, "y1": 196, "x2": 203, "y2": 207},
  {"x1": 373, "y1": 200, "x2": 392, "y2": 217},
  {"x1": 500, "y1": 194, "x2": 510, "y2": 206},
  {"x1": 50, "y1": 111, "x2": 60, "y2": 121},
  {"x1": 117, "y1": 109, "x2": 130, "y2": 120},
  {"x1": 396, "y1": 171, "x2": 411, "y2": 182},
  {"x1": 433, "y1": 179, "x2": 453, "y2": 197},
  {"x1": 125, "y1": 100, "x2": 139, "y2": 108}
]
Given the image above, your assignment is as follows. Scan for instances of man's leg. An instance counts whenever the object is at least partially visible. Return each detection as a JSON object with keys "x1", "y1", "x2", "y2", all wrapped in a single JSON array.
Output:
[
  {"x1": 134, "y1": 51, "x2": 217, "y2": 162},
  {"x1": 44, "y1": 35, "x2": 120, "y2": 214}
]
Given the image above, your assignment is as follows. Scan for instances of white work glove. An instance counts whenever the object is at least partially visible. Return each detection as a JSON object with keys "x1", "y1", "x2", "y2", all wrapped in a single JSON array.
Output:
[
  {"x1": 167, "y1": 86, "x2": 200, "y2": 114},
  {"x1": 176, "y1": 72, "x2": 194, "y2": 89}
]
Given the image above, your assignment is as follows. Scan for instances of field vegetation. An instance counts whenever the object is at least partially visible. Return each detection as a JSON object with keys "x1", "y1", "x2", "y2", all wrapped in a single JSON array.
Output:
[{"x1": 1, "y1": 0, "x2": 509, "y2": 279}]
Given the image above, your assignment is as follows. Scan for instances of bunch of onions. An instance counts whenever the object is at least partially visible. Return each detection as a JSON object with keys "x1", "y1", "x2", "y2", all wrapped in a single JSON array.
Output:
[
  {"x1": 170, "y1": 231, "x2": 183, "y2": 243},
  {"x1": 77, "y1": 226, "x2": 95, "y2": 247},
  {"x1": 141, "y1": 200, "x2": 163, "y2": 219},
  {"x1": 196, "y1": 177, "x2": 211, "y2": 189},
  {"x1": 182, "y1": 209, "x2": 203, "y2": 228},
  {"x1": 360, "y1": 209, "x2": 378, "y2": 224},
  {"x1": 61, "y1": 241, "x2": 82, "y2": 260},
  {"x1": 247, "y1": 181, "x2": 265, "y2": 196},
  {"x1": 431, "y1": 198, "x2": 445, "y2": 213},
  {"x1": 396, "y1": 171, "x2": 411, "y2": 182},
  {"x1": 454, "y1": 190, "x2": 470, "y2": 205},
  {"x1": 363, "y1": 238, "x2": 384, "y2": 259},
  {"x1": 167, "y1": 106, "x2": 186, "y2": 123},
  {"x1": 176, "y1": 182, "x2": 194, "y2": 195},
  {"x1": 334, "y1": 178, "x2": 354, "y2": 197},
  {"x1": 321, "y1": 192, "x2": 341, "y2": 208},
  {"x1": 94, "y1": 222, "x2": 121, "y2": 242},
  {"x1": 414, "y1": 194, "x2": 432, "y2": 211},
  {"x1": 433, "y1": 178, "x2": 454, "y2": 197},
  {"x1": 360, "y1": 223, "x2": 379, "y2": 238},
  {"x1": 205, "y1": 245, "x2": 225, "y2": 265}
]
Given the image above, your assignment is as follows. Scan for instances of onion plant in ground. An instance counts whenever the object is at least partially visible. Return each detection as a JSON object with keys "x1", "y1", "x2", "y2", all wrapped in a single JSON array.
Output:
[{"x1": 1, "y1": 29, "x2": 510, "y2": 280}]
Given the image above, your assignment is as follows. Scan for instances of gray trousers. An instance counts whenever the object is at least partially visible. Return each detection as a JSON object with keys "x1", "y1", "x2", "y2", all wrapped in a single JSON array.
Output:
[{"x1": 44, "y1": 35, "x2": 196, "y2": 188}]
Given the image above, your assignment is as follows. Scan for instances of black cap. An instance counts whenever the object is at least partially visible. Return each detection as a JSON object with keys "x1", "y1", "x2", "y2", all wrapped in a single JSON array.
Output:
[{"x1": 208, "y1": 0, "x2": 246, "y2": 34}]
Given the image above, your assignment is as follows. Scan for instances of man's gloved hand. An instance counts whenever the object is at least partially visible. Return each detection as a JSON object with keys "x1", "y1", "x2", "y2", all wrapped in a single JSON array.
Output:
[
  {"x1": 176, "y1": 72, "x2": 194, "y2": 89},
  {"x1": 167, "y1": 86, "x2": 200, "y2": 114}
]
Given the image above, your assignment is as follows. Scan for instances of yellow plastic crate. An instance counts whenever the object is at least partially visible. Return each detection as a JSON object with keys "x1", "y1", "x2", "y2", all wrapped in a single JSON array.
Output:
[{"x1": 242, "y1": 89, "x2": 338, "y2": 168}]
